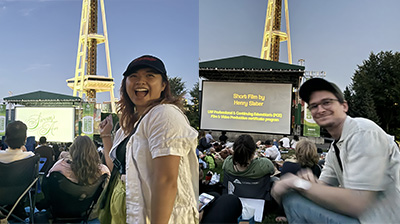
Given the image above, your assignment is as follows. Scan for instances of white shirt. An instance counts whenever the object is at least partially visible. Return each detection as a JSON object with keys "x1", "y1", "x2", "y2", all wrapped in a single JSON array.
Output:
[
  {"x1": 279, "y1": 137, "x2": 290, "y2": 148},
  {"x1": 205, "y1": 133, "x2": 214, "y2": 143},
  {"x1": 320, "y1": 116, "x2": 400, "y2": 223},
  {"x1": 264, "y1": 145, "x2": 281, "y2": 161},
  {"x1": 290, "y1": 139, "x2": 298, "y2": 149},
  {"x1": 0, "y1": 149, "x2": 34, "y2": 163},
  {"x1": 111, "y1": 104, "x2": 199, "y2": 224}
]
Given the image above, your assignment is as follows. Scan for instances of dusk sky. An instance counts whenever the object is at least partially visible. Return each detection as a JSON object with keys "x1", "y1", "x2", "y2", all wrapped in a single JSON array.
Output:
[
  {"x1": 200, "y1": 0, "x2": 400, "y2": 92},
  {"x1": 1, "y1": 0, "x2": 399, "y2": 106},
  {"x1": 0, "y1": 0, "x2": 199, "y2": 104}
]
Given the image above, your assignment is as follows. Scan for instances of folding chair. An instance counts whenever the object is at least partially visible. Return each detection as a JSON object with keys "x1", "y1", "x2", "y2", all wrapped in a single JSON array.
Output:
[
  {"x1": 0, "y1": 154, "x2": 40, "y2": 223},
  {"x1": 223, "y1": 171, "x2": 278, "y2": 221},
  {"x1": 42, "y1": 171, "x2": 107, "y2": 223}
]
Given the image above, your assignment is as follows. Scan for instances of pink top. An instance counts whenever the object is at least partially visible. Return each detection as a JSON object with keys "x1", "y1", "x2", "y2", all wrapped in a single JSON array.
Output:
[{"x1": 48, "y1": 158, "x2": 110, "y2": 184}]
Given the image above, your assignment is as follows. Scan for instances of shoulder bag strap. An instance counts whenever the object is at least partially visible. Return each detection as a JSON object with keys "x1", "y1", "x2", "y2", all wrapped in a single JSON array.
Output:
[{"x1": 332, "y1": 141, "x2": 343, "y2": 171}]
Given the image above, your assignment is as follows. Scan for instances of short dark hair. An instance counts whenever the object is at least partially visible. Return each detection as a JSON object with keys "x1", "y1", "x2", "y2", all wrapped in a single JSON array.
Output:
[
  {"x1": 39, "y1": 136, "x2": 47, "y2": 144},
  {"x1": 4, "y1": 121, "x2": 27, "y2": 149}
]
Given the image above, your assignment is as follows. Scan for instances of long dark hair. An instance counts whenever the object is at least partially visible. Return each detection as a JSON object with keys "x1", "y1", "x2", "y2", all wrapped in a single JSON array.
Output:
[
  {"x1": 232, "y1": 134, "x2": 257, "y2": 167},
  {"x1": 117, "y1": 74, "x2": 182, "y2": 134}
]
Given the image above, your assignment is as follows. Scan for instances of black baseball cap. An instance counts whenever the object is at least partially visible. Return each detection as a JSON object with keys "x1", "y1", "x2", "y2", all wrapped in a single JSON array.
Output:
[
  {"x1": 299, "y1": 78, "x2": 344, "y2": 104},
  {"x1": 122, "y1": 55, "x2": 167, "y2": 80}
]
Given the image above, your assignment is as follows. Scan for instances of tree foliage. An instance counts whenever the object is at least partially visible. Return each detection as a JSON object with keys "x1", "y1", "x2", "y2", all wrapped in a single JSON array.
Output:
[
  {"x1": 186, "y1": 82, "x2": 200, "y2": 130},
  {"x1": 169, "y1": 76, "x2": 186, "y2": 97},
  {"x1": 168, "y1": 77, "x2": 199, "y2": 130},
  {"x1": 346, "y1": 51, "x2": 400, "y2": 135}
]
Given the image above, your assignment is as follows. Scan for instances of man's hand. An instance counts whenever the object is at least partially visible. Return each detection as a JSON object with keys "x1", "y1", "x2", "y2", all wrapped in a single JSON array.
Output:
[{"x1": 271, "y1": 173, "x2": 300, "y2": 204}]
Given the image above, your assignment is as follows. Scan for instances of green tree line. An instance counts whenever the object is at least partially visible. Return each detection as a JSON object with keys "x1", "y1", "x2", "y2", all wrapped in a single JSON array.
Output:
[{"x1": 344, "y1": 51, "x2": 400, "y2": 138}]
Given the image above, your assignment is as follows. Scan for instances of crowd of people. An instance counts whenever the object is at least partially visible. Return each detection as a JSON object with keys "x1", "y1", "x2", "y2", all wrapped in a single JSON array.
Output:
[{"x1": 1, "y1": 58, "x2": 399, "y2": 224}]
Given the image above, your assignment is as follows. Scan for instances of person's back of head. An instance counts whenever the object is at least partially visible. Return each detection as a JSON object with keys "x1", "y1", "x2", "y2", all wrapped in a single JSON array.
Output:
[
  {"x1": 199, "y1": 130, "x2": 206, "y2": 139},
  {"x1": 39, "y1": 136, "x2": 47, "y2": 145},
  {"x1": 295, "y1": 139, "x2": 319, "y2": 167},
  {"x1": 233, "y1": 134, "x2": 256, "y2": 167},
  {"x1": 264, "y1": 140, "x2": 272, "y2": 146},
  {"x1": 293, "y1": 135, "x2": 299, "y2": 141},
  {"x1": 4, "y1": 121, "x2": 27, "y2": 149},
  {"x1": 69, "y1": 136, "x2": 101, "y2": 185}
]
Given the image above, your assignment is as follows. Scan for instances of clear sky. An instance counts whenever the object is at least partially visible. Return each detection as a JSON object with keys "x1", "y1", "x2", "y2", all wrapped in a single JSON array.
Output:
[
  {"x1": 200, "y1": 0, "x2": 400, "y2": 92},
  {"x1": 0, "y1": 0, "x2": 199, "y2": 104}
]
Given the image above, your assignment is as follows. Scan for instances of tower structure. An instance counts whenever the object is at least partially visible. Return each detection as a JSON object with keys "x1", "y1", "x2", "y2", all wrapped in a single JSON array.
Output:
[
  {"x1": 260, "y1": 0, "x2": 292, "y2": 64},
  {"x1": 66, "y1": 0, "x2": 116, "y2": 113}
]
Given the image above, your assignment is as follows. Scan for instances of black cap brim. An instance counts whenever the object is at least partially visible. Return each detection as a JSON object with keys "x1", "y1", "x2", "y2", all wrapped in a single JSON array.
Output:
[{"x1": 299, "y1": 78, "x2": 344, "y2": 103}]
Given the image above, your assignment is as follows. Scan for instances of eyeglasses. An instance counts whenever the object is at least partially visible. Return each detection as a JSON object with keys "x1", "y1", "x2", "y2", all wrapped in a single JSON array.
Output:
[{"x1": 307, "y1": 98, "x2": 339, "y2": 112}]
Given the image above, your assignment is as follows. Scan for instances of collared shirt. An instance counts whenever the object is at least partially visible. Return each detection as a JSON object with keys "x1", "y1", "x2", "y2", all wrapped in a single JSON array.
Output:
[
  {"x1": 110, "y1": 104, "x2": 199, "y2": 224},
  {"x1": 320, "y1": 116, "x2": 400, "y2": 223},
  {"x1": 0, "y1": 149, "x2": 34, "y2": 163}
]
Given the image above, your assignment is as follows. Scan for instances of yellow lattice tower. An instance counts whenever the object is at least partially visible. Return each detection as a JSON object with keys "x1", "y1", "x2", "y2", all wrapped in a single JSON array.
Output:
[
  {"x1": 66, "y1": 0, "x2": 116, "y2": 113},
  {"x1": 260, "y1": 0, "x2": 292, "y2": 64}
]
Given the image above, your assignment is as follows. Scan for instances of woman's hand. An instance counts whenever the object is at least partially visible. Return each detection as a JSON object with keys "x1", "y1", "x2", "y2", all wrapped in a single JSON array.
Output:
[
  {"x1": 99, "y1": 115, "x2": 113, "y2": 136},
  {"x1": 99, "y1": 115, "x2": 114, "y2": 170}
]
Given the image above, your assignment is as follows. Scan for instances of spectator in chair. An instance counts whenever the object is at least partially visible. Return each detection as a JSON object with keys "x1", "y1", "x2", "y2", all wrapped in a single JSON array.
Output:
[
  {"x1": 272, "y1": 78, "x2": 400, "y2": 223},
  {"x1": 34, "y1": 136, "x2": 55, "y2": 174},
  {"x1": 0, "y1": 121, "x2": 34, "y2": 220},
  {"x1": 47, "y1": 135, "x2": 110, "y2": 185},
  {"x1": 0, "y1": 121, "x2": 34, "y2": 163},
  {"x1": 280, "y1": 139, "x2": 322, "y2": 178},
  {"x1": 223, "y1": 134, "x2": 274, "y2": 179}
]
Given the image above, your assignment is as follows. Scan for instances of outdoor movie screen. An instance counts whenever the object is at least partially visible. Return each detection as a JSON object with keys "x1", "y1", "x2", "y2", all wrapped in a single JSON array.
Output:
[
  {"x1": 200, "y1": 81, "x2": 292, "y2": 134},
  {"x1": 15, "y1": 107, "x2": 75, "y2": 142}
]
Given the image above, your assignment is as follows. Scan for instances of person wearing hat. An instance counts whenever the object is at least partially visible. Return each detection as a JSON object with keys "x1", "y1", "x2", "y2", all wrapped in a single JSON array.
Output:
[
  {"x1": 0, "y1": 120, "x2": 34, "y2": 163},
  {"x1": 99, "y1": 55, "x2": 198, "y2": 224},
  {"x1": 271, "y1": 78, "x2": 400, "y2": 223}
]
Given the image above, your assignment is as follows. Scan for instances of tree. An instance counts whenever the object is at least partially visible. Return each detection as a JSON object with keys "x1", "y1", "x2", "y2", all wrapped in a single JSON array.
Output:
[
  {"x1": 346, "y1": 51, "x2": 400, "y2": 135},
  {"x1": 186, "y1": 82, "x2": 200, "y2": 130},
  {"x1": 168, "y1": 77, "x2": 199, "y2": 130},
  {"x1": 169, "y1": 76, "x2": 186, "y2": 97}
]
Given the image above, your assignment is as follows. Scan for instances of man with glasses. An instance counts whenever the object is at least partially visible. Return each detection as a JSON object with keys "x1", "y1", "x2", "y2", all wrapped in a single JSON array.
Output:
[{"x1": 271, "y1": 78, "x2": 400, "y2": 223}]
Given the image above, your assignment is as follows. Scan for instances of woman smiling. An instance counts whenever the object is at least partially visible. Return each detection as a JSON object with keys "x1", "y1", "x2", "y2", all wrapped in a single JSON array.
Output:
[{"x1": 99, "y1": 55, "x2": 198, "y2": 224}]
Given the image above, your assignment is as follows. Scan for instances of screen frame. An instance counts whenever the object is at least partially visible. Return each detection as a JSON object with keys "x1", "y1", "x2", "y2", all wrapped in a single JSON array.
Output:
[{"x1": 199, "y1": 80, "x2": 293, "y2": 135}]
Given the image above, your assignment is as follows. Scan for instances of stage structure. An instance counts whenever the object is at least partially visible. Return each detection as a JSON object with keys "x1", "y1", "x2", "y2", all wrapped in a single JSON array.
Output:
[
  {"x1": 260, "y1": 0, "x2": 292, "y2": 64},
  {"x1": 199, "y1": 55, "x2": 304, "y2": 135},
  {"x1": 66, "y1": 0, "x2": 116, "y2": 113}
]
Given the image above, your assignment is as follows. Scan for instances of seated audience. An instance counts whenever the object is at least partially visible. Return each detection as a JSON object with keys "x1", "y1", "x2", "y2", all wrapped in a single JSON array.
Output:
[
  {"x1": 206, "y1": 131, "x2": 215, "y2": 143},
  {"x1": 47, "y1": 135, "x2": 110, "y2": 185},
  {"x1": 0, "y1": 121, "x2": 34, "y2": 163},
  {"x1": 197, "y1": 130, "x2": 212, "y2": 153},
  {"x1": 218, "y1": 131, "x2": 228, "y2": 145},
  {"x1": 263, "y1": 140, "x2": 282, "y2": 161},
  {"x1": 0, "y1": 120, "x2": 34, "y2": 220},
  {"x1": 42, "y1": 136, "x2": 110, "y2": 220},
  {"x1": 223, "y1": 134, "x2": 275, "y2": 179},
  {"x1": 34, "y1": 136, "x2": 55, "y2": 174},
  {"x1": 280, "y1": 139, "x2": 322, "y2": 178},
  {"x1": 290, "y1": 135, "x2": 299, "y2": 149},
  {"x1": 279, "y1": 135, "x2": 290, "y2": 149}
]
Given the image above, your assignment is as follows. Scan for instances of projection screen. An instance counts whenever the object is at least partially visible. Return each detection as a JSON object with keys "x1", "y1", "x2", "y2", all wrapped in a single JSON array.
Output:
[
  {"x1": 15, "y1": 107, "x2": 75, "y2": 142},
  {"x1": 200, "y1": 81, "x2": 292, "y2": 134}
]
